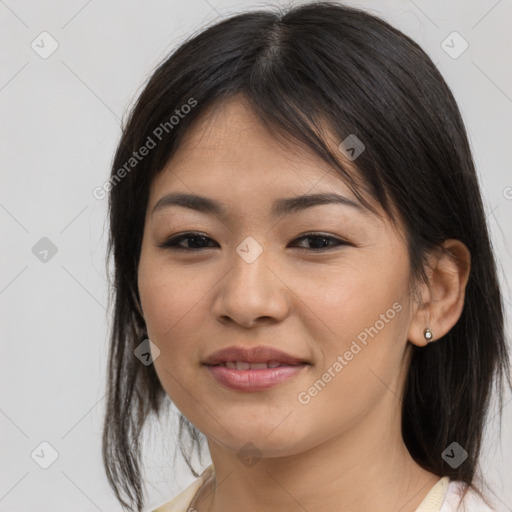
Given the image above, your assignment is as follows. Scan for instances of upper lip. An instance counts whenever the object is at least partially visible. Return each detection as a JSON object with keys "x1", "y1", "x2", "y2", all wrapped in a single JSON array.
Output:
[{"x1": 203, "y1": 345, "x2": 310, "y2": 365}]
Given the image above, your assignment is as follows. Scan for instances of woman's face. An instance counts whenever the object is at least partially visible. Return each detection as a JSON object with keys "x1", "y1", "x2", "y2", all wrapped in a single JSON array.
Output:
[{"x1": 138, "y1": 95, "x2": 417, "y2": 458}]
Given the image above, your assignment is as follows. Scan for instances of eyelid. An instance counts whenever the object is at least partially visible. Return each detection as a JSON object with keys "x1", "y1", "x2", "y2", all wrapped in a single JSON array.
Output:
[
  {"x1": 157, "y1": 231, "x2": 350, "y2": 252},
  {"x1": 157, "y1": 232, "x2": 216, "y2": 250},
  {"x1": 292, "y1": 233, "x2": 349, "y2": 251}
]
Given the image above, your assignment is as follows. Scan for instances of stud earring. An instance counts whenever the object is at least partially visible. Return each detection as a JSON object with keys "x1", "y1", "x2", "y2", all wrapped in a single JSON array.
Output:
[{"x1": 423, "y1": 328, "x2": 434, "y2": 343}]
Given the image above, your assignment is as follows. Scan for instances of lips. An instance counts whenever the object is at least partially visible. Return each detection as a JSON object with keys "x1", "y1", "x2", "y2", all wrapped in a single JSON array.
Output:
[
  {"x1": 203, "y1": 345, "x2": 310, "y2": 392},
  {"x1": 202, "y1": 345, "x2": 309, "y2": 366}
]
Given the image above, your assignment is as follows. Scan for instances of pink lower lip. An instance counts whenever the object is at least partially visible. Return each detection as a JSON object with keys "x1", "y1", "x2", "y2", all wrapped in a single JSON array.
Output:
[{"x1": 205, "y1": 364, "x2": 308, "y2": 391}]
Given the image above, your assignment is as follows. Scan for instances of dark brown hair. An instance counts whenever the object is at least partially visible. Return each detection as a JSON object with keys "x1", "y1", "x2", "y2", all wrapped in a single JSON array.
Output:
[{"x1": 102, "y1": 2, "x2": 511, "y2": 510}]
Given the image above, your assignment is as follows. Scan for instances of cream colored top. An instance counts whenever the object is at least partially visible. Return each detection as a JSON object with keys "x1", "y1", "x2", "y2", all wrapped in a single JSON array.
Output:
[{"x1": 150, "y1": 464, "x2": 495, "y2": 512}]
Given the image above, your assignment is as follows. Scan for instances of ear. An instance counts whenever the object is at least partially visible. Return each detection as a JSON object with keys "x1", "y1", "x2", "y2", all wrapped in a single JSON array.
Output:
[{"x1": 407, "y1": 239, "x2": 471, "y2": 347}]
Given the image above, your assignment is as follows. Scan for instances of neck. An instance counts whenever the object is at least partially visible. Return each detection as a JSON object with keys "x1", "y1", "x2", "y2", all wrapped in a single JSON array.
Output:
[{"x1": 193, "y1": 398, "x2": 440, "y2": 512}]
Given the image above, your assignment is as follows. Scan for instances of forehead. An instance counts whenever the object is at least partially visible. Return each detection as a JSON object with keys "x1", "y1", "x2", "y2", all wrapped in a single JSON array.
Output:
[{"x1": 149, "y1": 95, "x2": 367, "y2": 205}]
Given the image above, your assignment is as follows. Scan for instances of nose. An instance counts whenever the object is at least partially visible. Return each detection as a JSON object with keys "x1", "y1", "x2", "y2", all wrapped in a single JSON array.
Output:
[{"x1": 212, "y1": 246, "x2": 290, "y2": 328}]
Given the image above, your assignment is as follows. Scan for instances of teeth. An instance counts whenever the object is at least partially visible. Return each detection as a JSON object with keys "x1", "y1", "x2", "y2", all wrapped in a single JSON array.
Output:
[
  {"x1": 222, "y1": 360, "x2": 286, "y2": 370},
  {"x1": 249, "y1": 362, "x2": 269, "y2": 370}
]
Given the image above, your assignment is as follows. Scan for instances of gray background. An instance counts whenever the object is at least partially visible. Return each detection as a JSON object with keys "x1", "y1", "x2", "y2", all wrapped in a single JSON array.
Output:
[{"x1": 1, "y1": 0, "x2": 511, "y2": 511}]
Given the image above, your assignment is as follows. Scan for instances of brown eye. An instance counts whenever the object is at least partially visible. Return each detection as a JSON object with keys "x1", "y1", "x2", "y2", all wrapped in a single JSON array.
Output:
[
  {"x1": 291, "y1": 233, "x2": 348, "y2": 251},
  {"x1": 159, "y1": 232, "x2": 218, "y2": 251},
  {"x1": 158, "y1": 232, "x2": 348, "y2": 252}
]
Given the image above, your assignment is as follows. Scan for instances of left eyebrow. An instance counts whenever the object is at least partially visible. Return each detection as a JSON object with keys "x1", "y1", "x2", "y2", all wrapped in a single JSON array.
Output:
[
  {"x1": 271, "y1": 192, "x2": 363, "y2": 216},
  {"x1": 151, "y1": 191, "x2": 364, "y2": 218}
]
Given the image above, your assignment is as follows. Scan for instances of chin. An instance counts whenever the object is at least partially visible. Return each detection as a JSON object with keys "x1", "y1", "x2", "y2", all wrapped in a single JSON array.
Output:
[{"x1": 206, "y1": 423, "x2": 312, "y2": 458}]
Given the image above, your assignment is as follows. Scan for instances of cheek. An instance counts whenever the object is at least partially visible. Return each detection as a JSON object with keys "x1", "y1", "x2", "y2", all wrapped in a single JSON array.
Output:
[
  {"x1": 296, "y1": 254, "x2": 411, "y2": 406},
  {"x1": 299, "y1": 254, "x2": 409, "y2": 345},
  {"x1": 137, "y1": 254, "x2": 218, "y2": 393},
  {"x1": 139, "y1": 268, "x2": 199, "y2": 345},
  {"x1": 138, "y1": 240, "x2": 205, "y2": 326},
  {"x1": 137, "y1": 264, "x2": 197, "y2": 411}
]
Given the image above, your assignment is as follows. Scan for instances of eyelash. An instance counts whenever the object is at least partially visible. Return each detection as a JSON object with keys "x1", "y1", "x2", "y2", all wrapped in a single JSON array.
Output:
[{"x1": 158, "y1": 232, "x2": 348, "y2": 252}]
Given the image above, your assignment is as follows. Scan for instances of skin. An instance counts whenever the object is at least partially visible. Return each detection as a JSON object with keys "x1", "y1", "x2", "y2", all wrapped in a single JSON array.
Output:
[{"x1": 137, "y1": 94, "x2": 471, "y2": 512}]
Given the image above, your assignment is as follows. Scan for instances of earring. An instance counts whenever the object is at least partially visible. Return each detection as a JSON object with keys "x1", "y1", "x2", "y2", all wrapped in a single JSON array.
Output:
[{"x1": 423, "y1": 328, "x2": 434, "y2": 343}]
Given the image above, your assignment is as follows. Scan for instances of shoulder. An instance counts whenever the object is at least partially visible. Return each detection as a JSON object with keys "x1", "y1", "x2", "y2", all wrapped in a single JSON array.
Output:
[
  {"x1": 440, "y1": 481, "x2": 497, "y2": 512},
  {"x1": 150, "y1": 464, "x2": 215, "y2": 512}
]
